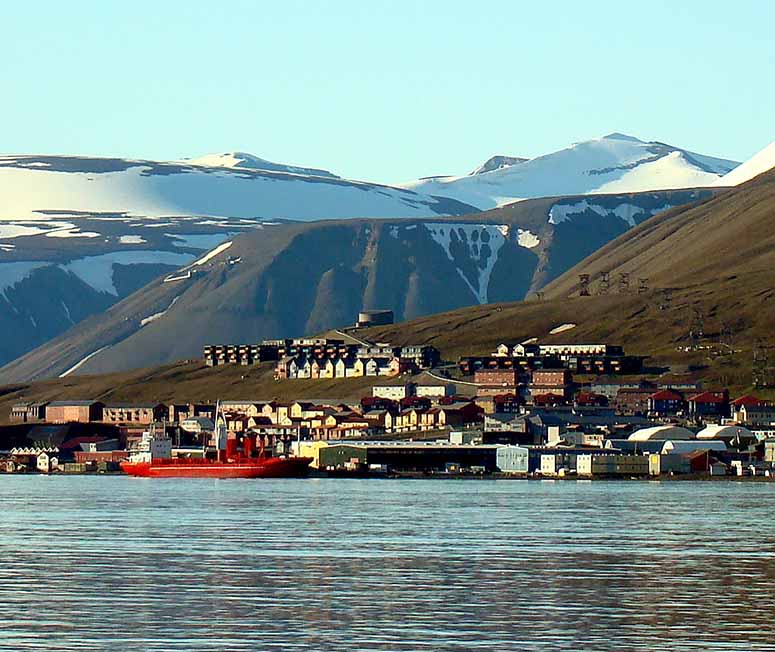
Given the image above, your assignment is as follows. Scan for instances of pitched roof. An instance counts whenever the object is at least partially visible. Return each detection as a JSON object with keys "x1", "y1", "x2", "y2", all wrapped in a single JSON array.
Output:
[
  {"x1": 730, "y1": 395, "x2": 765, "y2": 407},
  {"x1": 689, "y1": 391, "x2": 728, "y2": 404},
  {"x1": 649, "y1": 389, "x2": 683, "y2": 401}
]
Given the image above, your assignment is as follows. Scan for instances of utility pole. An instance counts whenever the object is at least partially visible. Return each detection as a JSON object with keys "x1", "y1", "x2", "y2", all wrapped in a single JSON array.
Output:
[
  {"x1": 597, "y1": 271, "x2": 610, "y2": 296},
  {"x1": 578, "y1": 274, "x2": 590, "y2": 297},
  {"x1": 618, "y1": 272, "x2": 630, "y2": 294}
]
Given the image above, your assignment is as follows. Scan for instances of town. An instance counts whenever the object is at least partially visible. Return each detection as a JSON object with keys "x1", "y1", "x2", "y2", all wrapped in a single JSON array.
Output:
[{"x1": 4, "y1": 335, "x2": 775, "y2": 479}]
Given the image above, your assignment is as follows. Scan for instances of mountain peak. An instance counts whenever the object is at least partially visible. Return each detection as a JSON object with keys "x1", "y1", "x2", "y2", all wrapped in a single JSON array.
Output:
[
  {"x1": 469, "y1": 155, "x2": 529, "y2": 176},
  {"x1": 601, "y1": 132, "x2": 643, "y2": 143},
  {"x1": 184, "y1": 152, "x2": 340, "y2": 179}
]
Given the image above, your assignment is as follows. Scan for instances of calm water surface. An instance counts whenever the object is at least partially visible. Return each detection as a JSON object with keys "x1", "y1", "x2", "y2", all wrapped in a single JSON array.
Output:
[{"x1": 2, "y1": 477, "x2": 775, "y2": 651}]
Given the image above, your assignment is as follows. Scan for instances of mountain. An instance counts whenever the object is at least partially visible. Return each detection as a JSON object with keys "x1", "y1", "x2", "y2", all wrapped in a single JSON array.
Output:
[
  {"x1": 402, "y1": 133, "x2": 739, "y2": 209},
  {"x1": 182, "y1": 151, "x2": 340, "y2": 178},
  {"x1": 3, "y1": 167, "x2": 772, "y2": 408},
  {"x1": 469, "y1": 155, "x2": 528, "y2": 175},
  {"x1": 360, "y1": 165, "x2": 775, "y2": 391},
  {"x1": 0, "y1": 153, "x2": 474, "y2": 222},
  {"x1": 0, "y1": 151, "x2": 476, "y2": 369},
  {"x1": 0, "y1": 187, "x2": 714, "y2": 381},
  {"x1": 714, "y1": 140, "x2": 775, "y2": 187}
]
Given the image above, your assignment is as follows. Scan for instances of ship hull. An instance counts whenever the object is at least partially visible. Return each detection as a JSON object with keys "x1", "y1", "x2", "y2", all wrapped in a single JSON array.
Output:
[{"x1": 120, "y1": 456, "x2": 312, "y2": 479}]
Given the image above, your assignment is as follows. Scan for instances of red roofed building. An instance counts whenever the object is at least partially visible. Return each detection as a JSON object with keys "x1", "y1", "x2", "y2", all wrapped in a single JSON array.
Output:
[
  {"x1": 648, "y1": 389, "x2": 685, "y2": 416},
  {"x1": 688, "y1": 390, "x2": 729, "y2": 420},
  {"x1": 574, "y1": 392, "x2": 608, "y2": 408}
]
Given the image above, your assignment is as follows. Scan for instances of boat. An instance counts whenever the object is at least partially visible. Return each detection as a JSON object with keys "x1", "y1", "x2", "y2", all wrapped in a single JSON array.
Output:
[{"x1": 121, "y1": 406, "x2": 312, "y2": 479}]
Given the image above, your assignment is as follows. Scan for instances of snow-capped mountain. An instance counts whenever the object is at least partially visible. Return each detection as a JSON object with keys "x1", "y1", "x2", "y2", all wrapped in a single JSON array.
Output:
[
  {"x1": 714, "y1": 140, "x2": 775, "y2": 187},
  {"x1": 469, "y1": 155, "x2": 528, "y2": 176},
  {"x1": 0, "y1": 186, "x2": 716, "y2": 381},
  {"x1": 0, "y1": 153, "x2": 474, "y2": 222},
  {"x1": 402, "y1": 133, "x2": 739, "y2": 209},
  {"x1": 182, "y1": 151, "x2": 340, "y2": 178}
]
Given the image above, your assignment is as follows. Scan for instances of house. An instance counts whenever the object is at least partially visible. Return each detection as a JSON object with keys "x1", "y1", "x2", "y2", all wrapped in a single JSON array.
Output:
[
  {"x1": 373, "y1": 384, "x2": 415, "y2": 401},
  {"x1": 102, "y1": 403, "x2": 167, "y2": 425},
  {"x1": 688, "y1": 390, "x2": 730, "y2": 420},
  {"x1": 735, "y1": 403, "x2": 775, "y2": 427},
  {"x1": 529, "y1": 370, "x2": 572, "y2": 400},
  {"x1": 416, "y1": 384, "x2": 455, "y2": 399},
  {"x1": 648, "y1": 389, "x2": 684, "y2": 417},
  {"x1": 46, "y1": 401, "x2": 104, "y2": 424},
  {"x1": 436, "y1": 402, "x2": 483, "y2": 429},
  {"x1": 574, "y1": 392, "x2": 608, "y2": 408},
  {"x1": 36, "y1": 449, "x2": 60, "y2": 473},
  {"x1": 9, "y1": 401, "x2": 48, "y2": 423}
]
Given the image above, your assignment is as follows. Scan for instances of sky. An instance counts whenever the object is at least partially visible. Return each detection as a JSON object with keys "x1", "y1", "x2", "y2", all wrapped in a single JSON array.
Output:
[{"x1": 1, "y1": 0, "x2": 773, "y2": 183}]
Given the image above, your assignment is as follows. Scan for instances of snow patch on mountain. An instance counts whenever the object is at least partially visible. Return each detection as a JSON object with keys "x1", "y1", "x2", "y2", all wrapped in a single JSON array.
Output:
[
  {"x1": 141, "y1": 296, "x2": 180, "y2": 327},
  {"x1": 517, "y1": 229, "x2": 540, "y2": 248},
  {"x1": 714, "y1": 140, "x2": 775, "y2": 187},
  {"x1": 424, "y1": 223, "x2": 507, "y2": 303},
  {"x1": 193, "y1": 241, "x2": 232, "y2": 266},
  {"x1": 61, "y1": 251, "x2": 195, "y2": 296},
  {"x1": 548, "y1": 200, "x2": 673, "y2": 227},
  {"x1": 59, "y1": 346, "x2": 110, "y2": 378}
]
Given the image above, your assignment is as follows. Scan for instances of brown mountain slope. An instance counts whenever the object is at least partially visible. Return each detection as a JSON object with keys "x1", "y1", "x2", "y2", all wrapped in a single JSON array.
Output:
[
  {"x1": 1, "y1": 188, "x2": 708, "y2": 381},
  {"x1": 361, "y1": 168, "x2": 775, "y2": 392},
  {"x1": 1, "y1": 172, "x2": 772, "y2": 409}
]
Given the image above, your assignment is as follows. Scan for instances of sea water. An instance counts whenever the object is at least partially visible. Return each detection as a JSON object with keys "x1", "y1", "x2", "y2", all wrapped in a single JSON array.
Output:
[{"x1": 1, "y1": 476, "x2": 774, "y2": 651}]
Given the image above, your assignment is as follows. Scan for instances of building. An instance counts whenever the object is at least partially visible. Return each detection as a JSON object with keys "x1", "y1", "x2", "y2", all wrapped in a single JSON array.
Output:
[
  {"x1": 102, "y1": 403, "x2": 167, "y2": 425},
  {"x1": 372, "y1": 384, "x2": 415, "y2": 401},
  {"x1": 356, "y1": 310, "x2": 394, "y2": 329},
  {"x1": 46, "y1": 401, "x2": 104, "y2": 424},
  {"x1": 615, "y1": 388, "x2": 655, "y2": 415},
  {"x1": 688, "y1": 391, "x2": 730, "y2": 420},
  {"x1": 529, "y1": 370, "x2": 573, "y2": 400},
  {"x1": 648, "y1": 390, "x2": 684, "y2": 417},
  {"x1": 495, "y1": 446, "x2": 529, "y2": 474},
  {"x1": 577, "y1": 453, "x2": 650, "y2": 477},
  {"x1": 696, "y1": 424, "x2": 755, "y2": 447},
  {"x1": 180, "y1": 416, "x2": 215, "y2": 434},
  {"x1": 416, "y1": 384, "x2": 455, "y2": 399},
  {"x1": 9, "y1": 402, "x2": 48, "y2": 424},
  {"x1": 628, "y1": 425, "x2": 695, "y2": 442},
  {"x1": 474, "y1": 369, "x2": 518, "y2": 396},
  {"x1": 735, "y1": 403, "x2": 775, "y2": 427}
]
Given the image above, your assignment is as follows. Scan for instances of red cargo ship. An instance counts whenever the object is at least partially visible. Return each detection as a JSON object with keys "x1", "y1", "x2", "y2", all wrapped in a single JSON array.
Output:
[
  {"x1": 121, "y1": 417, "x2": 311, "y2": 479},
  {"x1": 120, "y1": 455, "x2": 312, "y2": 479}
]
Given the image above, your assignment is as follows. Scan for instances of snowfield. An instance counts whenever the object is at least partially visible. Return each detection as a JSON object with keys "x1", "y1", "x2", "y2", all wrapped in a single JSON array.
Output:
[
  {"x1": 402, "y1": 133, "x2": 739, "y2": 209},
  {"x1": 0, "y1": 154, "x2": 472, "y2": 222},
  {"x1": 715, "y1": 140, "x2": 775, "y2": 187}
]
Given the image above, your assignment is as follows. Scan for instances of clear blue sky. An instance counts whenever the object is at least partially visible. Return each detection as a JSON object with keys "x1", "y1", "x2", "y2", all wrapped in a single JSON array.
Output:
[{"x1": 2, "y1": 0, "x2": 772, "y2": 182}]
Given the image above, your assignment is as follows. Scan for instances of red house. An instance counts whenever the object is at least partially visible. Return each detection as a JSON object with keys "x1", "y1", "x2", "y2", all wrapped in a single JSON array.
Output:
[
  {"x1": 648, "y1": 389, "x2": 684, "y2": 416},
  {"x1": 688, "y1": 390, "x2": 729, "y2": 419}
]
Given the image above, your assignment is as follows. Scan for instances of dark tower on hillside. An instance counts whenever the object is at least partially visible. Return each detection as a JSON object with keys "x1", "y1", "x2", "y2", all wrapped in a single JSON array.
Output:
[
  {"x1": 637, "y1": 278, "x2": 649, "y2": 295},
  {"x1": 597, "y1": 271, "x2": 610, "y2": 295},
  {"x1": 578, "y1": 274, "x2": 590, "y2": 297},
  {"x1": 618, "y1": 272, "x2": 630, "y2": 294}
]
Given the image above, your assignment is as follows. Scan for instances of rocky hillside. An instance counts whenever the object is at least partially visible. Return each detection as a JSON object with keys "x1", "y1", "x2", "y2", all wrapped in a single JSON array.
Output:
[
  {"x1": 0, "y1": 187, "x2": 712, "y2": 380},
  {"x1": 361, "y1": 167, "x2": 775, "y2": 391}
]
